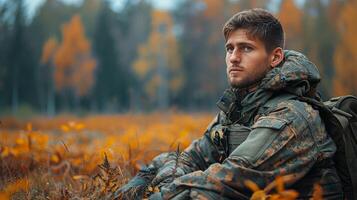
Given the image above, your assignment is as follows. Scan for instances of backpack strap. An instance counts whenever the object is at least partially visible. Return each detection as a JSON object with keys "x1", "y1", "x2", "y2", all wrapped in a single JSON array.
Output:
[
  {"x1": 324, "y1": 96, "x2": 354, "y2": 130},
  {"x1": 331, "y1": 107, "x2": 352, "y2": 130}
]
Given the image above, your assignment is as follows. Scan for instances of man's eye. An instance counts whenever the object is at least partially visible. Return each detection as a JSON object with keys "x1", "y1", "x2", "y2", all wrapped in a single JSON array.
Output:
[
  {"x1": 226, "y1": 46, "x2": 233, "y2": 53},
  {"x1": 242, "y1": 46, "x2": 253, "y2": 52}
]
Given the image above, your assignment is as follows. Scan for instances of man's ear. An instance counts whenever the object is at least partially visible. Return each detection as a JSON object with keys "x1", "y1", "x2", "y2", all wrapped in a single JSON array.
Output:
[{"x1": 270, "y1": 47, "x2": 284, "y2": 68}]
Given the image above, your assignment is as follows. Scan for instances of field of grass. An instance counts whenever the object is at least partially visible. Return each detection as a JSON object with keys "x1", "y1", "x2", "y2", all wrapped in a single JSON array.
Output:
[
  {"x1": 0, "y1": 113, "x2": 323, "y2": 200},
  {"x1": 0, "y1": 113, "x2": 213, "y2": 199}
]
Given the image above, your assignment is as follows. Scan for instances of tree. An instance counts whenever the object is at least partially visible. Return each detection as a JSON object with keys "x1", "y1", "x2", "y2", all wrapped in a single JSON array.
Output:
[
  {"x1": 29, "y1": 0, "x2": 79, "y2": 112},
  {"x1": 3, "y1": 0, "x2": 37, "y2": 114},
  {"x1": 40, "y1": 37, "x2": 58, "y2": 115},
  {"x1": 78, "y1": 0, "x2": 101, "y2": 39},
  {"x1": 300, "y1": 0, "x2": 340, "y2": 98},
  {"x1": 333, "y1": 0, "x2": 357, "y2": 96},
  {"x1": 93, "y1": 0, "x2": 129, "y2": 111},
  {"x1": 278, "y1": 0, "x2": 303, "y2": 50},
  {"x1": 133, "y1": 10, "x2": 183, "y2": 109},
  {"x1": 173, "y1": 0, "x2": 232, "y2": 109},
  {"x1": 52, "y1": 15, "x2": 96, "y2": 110},
  {"x1": 114, "y1": 0, "x2": 152, "y2": 111},
  {"x1": 0, "y1": 3, "x2": 9, "y2": 108},
  {"x1": 235, "y1": 0, "x2": 269, "y2": 10}
]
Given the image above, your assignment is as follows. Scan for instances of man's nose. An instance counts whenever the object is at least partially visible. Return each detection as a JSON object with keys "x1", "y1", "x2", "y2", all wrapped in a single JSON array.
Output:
[{"x1": 229, "y1": 50, "x2": 241, "y2": 63}]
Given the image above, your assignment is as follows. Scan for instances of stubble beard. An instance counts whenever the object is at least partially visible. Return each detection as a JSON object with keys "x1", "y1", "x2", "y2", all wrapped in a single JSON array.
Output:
[
  {"x1": 228, "y1": 67, "x2": 270, "y2": 89},
  {"x1": 229, "y1": 76, "x2": 261, "y2": 89}
]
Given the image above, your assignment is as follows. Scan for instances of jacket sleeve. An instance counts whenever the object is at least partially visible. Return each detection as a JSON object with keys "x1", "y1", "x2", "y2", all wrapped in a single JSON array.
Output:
[
  {"x1": 151, "y1": 113, "x2": 224, "y2": 187},
  {"x1": 159, "y1": 100, "x2": 335, "y2": 199}
]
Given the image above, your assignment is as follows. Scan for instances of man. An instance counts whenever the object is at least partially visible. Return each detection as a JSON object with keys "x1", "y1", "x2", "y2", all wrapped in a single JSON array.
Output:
[{"x1": 116, "y1": 8, "x2": 343, "y2": 199}]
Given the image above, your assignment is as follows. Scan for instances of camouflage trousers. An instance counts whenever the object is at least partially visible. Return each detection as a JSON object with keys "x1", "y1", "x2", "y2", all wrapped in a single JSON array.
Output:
[
  {"x1": 116, "y1": 152, "x2": 343, "y2": 200},
  {"x1": 115, "y1": 152, "x2": 247, "y2": 200}
]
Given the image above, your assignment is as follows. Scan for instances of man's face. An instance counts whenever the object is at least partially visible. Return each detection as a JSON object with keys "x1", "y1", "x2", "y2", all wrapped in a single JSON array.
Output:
[{"x1": 225, "y1": 29, "x2": 271, "y2": 89}]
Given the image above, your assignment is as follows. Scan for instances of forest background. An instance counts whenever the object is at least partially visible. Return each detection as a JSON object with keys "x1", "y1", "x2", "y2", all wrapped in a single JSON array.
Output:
[
  {"x1": 0, "y1": 0, "x2": 356, "y2": 199},
  {"x1": 0, "y1": 0, "x2": 356, "y2": 116}
]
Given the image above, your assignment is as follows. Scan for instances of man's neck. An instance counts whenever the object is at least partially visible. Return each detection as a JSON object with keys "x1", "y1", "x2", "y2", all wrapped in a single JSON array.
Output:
[{"x1": 233, "y1": 81, "x2": 261, "y2": 99}]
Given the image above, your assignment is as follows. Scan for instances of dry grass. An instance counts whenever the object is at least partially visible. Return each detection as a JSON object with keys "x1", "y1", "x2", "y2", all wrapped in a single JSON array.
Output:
[{"x1": 0, "y1": 113, "x2": 212, "y2": 199}]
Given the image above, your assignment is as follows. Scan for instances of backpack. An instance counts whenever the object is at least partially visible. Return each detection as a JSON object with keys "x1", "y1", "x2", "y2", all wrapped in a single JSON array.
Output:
[{"x1": 298, "y1": 95, "x2": 357, "y2": 200}]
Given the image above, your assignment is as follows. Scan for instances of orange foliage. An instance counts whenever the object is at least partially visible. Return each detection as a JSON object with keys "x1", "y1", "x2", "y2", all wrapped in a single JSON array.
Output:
[
  {"x1": 133, "y1": 10, "x2": 183, "y2": 102},
  {"x1": 0, "y1": 178, "x2": 29, "y2": 199},
  {"x1": 278, "y1": 0, "x2": 303, "y2": 50},
  {"x1": 312, "y1": 183, "x2": 323, "y2": 200},
  {"x1": 202, "y1": 0, "x2": 227, "y2": 46},
  {"x1": 41, "y1": 37, "x2": 58, "y2": 64},
  {"x1": 52, "y1": 15, "x2": 96, "y2": 97},
  {"x1": 203, "y1": 0, "x2": 225, "y2": 19},
  {"x1": 333, "y1": 0, "x2": 357, "y2": 96},
  {"x1": 246, "y1": 175, "x2": 324, "y2": 200}
]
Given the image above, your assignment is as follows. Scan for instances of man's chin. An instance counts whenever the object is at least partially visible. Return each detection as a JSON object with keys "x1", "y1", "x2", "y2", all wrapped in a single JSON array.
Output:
[
  {"x1": 229, "y1": 81, "x2": 243, "y2": 89},
  {"x1": 229, "y1": 79, "x2": 253, "y2": 89}
]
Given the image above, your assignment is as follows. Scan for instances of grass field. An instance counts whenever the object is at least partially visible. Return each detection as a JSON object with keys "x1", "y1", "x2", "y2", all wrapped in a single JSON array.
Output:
[
  {"x1": 0, "y1": 113, "x2": 213, "y2": 199},
  {"x1": 0, "y1": 113, "x2": 322, "y2": 199}
]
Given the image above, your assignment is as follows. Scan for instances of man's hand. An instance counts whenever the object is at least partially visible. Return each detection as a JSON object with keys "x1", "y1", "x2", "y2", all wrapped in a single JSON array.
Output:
[
  {"x1": 151, "y1": 162, "x2": 185, "y2": 188},
  {"x1": 113, "y1": 167, "x2": 156, "y2": 200}
]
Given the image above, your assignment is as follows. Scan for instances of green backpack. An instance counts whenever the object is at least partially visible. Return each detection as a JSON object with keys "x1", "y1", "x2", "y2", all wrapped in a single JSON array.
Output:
[{"x1": 299, "y1": 95, "x2": 357, "y2": 200}]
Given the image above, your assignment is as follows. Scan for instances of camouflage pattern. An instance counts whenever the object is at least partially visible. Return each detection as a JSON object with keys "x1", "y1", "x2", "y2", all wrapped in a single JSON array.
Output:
[
  {"x1": 143, "y1": 50, "x2": 343, "y2": 199},
  {"x1": 114, "y1": 152, "x2": 176, "y2": 199}
]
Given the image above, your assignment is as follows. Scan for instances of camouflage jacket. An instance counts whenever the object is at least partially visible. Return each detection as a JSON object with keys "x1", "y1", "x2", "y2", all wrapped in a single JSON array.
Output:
[{"x1": 148, "y1": 51, "x2": 341, "y2": 199}]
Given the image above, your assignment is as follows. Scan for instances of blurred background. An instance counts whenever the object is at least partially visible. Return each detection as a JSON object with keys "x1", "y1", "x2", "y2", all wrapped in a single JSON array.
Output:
[
  {"x1": 0, "y1": 0, "x2": 356, "y2": 116},
  {"x1": 0, "y1": 1, "x2": 357, "y2": 197}
]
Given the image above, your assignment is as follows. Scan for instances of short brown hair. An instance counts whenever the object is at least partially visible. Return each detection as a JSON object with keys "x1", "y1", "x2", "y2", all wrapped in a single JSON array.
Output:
[{"x1": 223, "y1": 8, "x2": 284, "y2": 52}]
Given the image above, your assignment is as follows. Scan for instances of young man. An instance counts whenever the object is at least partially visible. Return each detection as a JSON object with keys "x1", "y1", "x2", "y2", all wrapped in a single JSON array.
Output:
[{"x1": 116, "y1": 8, "x2": 343, "y2": 199}]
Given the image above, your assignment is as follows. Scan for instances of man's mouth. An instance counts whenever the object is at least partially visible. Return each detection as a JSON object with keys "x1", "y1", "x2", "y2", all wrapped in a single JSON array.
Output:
[{"x1": 229, "y1": 67, "x2": 244, "y2": 73}]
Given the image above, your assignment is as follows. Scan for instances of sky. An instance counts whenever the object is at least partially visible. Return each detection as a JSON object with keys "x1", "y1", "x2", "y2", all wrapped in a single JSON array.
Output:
[
  {"x1": 1, "y1": 0, "x2": 307, "y2": 21},
  {"x1": 23, "y1": 0, "x2": 178, "y2": 19}
]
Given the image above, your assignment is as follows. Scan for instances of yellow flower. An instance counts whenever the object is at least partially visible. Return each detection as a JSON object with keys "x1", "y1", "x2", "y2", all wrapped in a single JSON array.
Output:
[{"x1": 61, "y1": 124, "x2": 70, "y2": 132}]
